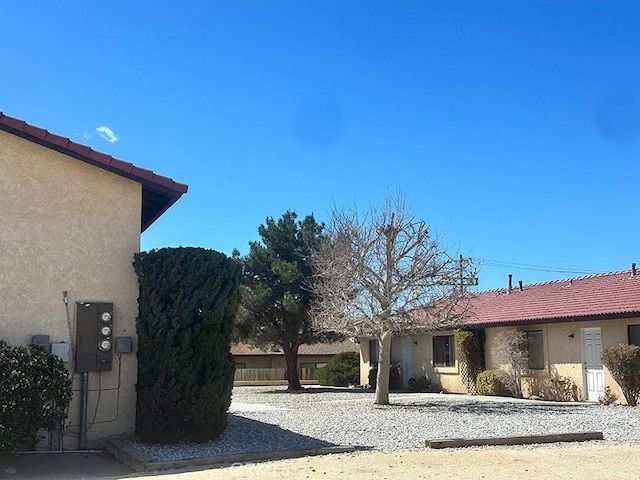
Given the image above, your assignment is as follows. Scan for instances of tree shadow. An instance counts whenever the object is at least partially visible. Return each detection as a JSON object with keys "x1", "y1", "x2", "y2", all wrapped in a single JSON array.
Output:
[
  {"x1": 127, "y1": 414, "x2": 338, "y2": 462},
  {"x1": 263, "y1": 386, "x2": 374, "y2": 394},
  {"x1": 526, "y1": 367, "x2": 580, "y2": 401},
  {"x1": 384, "y1": 399, "x2": 592, "y2": 416}
]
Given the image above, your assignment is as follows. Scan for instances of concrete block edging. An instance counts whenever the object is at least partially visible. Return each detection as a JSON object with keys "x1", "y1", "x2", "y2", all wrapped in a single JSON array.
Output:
[
  {"x1": 106, "y1": 440, "x2": 355, "y2": 472},
  {"x1": 426, "y1": 431, "x2": 604, "y2": 449}
]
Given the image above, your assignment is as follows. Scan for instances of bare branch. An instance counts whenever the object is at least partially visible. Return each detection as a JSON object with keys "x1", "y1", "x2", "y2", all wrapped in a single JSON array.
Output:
[{"x1": 309, "y1": 193, "x2": 475, "y2": 403}]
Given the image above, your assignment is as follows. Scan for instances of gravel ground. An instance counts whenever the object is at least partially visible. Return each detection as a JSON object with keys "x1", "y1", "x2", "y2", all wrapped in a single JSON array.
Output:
[{"x1": 130, "y1": 386, "x2": 640, "y2": 462}]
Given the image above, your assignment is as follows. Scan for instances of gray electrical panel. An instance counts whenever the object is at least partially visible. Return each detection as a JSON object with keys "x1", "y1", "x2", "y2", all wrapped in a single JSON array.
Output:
[
  {"x1": 31, "y1": 335, "x2": 50, "y2": 349},
  {"x1": 114, "y1": 336, "x2": 133, "y2": 354},
  {"x1": 51, "y1": 342, "x2": 70, "y2": 362},
  {"x1": 75, "y1": 302, "x2": 113, "y2": 373}
]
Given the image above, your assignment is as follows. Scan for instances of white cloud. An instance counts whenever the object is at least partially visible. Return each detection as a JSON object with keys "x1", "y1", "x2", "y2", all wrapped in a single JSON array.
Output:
[
  {"x1": 95, "y1": 125, "x2": 118, "y2": 143},
  {"x1": 82, "y1": 132, "x2": 91, "y2": 140}
]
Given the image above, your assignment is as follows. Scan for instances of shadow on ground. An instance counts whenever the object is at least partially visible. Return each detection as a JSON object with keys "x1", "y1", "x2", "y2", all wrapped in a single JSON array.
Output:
[
  {"x1": 0, "y1": 452, "x2": 132, "y2": 480},
  {"x1": 263, "y1": 386, "x2": 374, "y2": 395},
  {"x1": 0, "y1": 416, "x2": 346, "y2": 480},
  {"x1": 380, "y1": 400, "x2": 592, "y2": 416},
  {"x1": 123, "y1": 414, "x2": 337, "y2": 462}
]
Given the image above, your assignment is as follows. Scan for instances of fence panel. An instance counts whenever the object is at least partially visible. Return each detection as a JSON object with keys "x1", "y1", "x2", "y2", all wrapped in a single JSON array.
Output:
[{"x1": 234, "y1": 368, "x2": 286, "y2": 382}]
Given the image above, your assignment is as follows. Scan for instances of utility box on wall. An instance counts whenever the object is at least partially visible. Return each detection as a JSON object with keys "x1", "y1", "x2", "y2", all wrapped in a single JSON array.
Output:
[{"x1": 75, "y1": 302, "x2": 114, "y2": 373}]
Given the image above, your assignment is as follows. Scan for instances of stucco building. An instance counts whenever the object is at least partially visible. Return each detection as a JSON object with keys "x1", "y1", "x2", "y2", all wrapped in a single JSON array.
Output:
[
  {"x1": 0, "y1": 112, "x2": 187, "y2": 448},
  {"x1": 360, "y1": 266, "x2": 640, "y2": 402}
]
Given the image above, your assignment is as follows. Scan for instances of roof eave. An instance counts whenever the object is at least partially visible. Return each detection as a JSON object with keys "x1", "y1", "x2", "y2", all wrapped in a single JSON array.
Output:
[
  {"x1": 466, "y1": 310, "x2": 640, "y2": 329},
  {"x1": 0, "y1": 113, "x2": 188, "y2": 232}
]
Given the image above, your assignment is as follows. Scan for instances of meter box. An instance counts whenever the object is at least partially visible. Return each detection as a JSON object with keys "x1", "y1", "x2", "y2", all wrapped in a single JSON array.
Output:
[
  {"x1": 75, "y1": 302, "x2": 113, "y2": 373},
  {"x1": 51, "y1": 342, "x2": 70, "y2": 362}
]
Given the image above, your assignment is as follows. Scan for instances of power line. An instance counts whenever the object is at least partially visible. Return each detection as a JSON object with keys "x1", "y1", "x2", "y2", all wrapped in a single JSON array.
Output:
[{"x1": 472, "y1": 257, "x2": 600, "y2": 275}]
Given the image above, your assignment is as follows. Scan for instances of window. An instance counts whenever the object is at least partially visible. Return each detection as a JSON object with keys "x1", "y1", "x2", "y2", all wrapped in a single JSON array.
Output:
[
  {"x1": 629, "y1": 325, "x2": 640, "y2": 346},
  {"x1": 300, "y1": 362, "x2": 327, "y2": 380},
  {"x1": 433, "y1": 335, "x2": 455, "y2": 367},
  {"x1": 526, "y1": 330, "x2": 544, "y2": 369},
  {"x1": 300, "y1": 362, "x2": 326, "y2": 370},
  {"x1": 369, "y1": 339, "x2": 379, "y2": 366}
]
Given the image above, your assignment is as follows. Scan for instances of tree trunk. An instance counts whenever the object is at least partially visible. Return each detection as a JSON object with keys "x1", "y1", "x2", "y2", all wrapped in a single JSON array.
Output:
[
  {"x1": 283, "y1": 343, "x2": 303, "y2": 391},
  {"x1": 374, "y1": 333, "x2": 392, "y2": 405}
]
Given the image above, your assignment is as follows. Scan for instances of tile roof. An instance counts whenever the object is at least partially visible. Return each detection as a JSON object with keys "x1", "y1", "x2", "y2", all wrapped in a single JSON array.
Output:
[
  {"x1": 465, "y1": 268, "x2": 640, "y2": 326},
  {"x1": 0, "y1": 112, "x2": 188, "y2": 232},
  {"x1": 231, "y1": 341, "x2": 360, "y2": 356}
]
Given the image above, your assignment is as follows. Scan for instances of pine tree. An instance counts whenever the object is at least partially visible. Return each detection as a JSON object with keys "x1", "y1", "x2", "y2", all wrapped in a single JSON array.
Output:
[{"x1": 236, "y1": 211, "x2": 325, "y2": 391}]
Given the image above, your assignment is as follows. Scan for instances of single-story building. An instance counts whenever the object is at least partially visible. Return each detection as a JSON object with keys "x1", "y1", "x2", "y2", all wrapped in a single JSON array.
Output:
[
  {"x1": 360, "y1": 266, "x2": 640, "y2": 402},
  {"x1": 0, "y1": 112, "x2": 187, "y2": 448},
  {"x1": 232, "y1": 340, "x2": 359, "y2": 384}
]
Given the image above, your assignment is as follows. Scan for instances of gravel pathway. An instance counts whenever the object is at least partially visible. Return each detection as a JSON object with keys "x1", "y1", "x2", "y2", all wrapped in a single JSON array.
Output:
[{"x1": 130, "y1": 386, "x2": 640, "y2": 461}]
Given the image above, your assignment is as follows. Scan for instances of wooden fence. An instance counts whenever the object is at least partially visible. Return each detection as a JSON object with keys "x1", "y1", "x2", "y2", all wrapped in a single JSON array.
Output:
[
  {"x1": 234, "y1": 368, "x2": 286, "y2": 382},
  {"x1": 233, "y1": 367, "x2": 318, "y2": 383}
]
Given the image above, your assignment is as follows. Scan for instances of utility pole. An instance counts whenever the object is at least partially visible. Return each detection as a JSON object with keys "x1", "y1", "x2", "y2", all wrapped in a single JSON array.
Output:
[{"x1": 458, "y1": 254, "x2": 478, "y2": 292}]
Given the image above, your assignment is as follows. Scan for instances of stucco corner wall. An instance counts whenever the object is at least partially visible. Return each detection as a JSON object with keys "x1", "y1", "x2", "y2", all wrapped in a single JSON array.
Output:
[{"x1": 0, "y1": 130, "x2": 141, "y2": 448}]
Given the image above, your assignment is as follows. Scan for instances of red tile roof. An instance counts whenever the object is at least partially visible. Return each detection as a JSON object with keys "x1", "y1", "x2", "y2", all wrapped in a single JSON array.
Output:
[
  {"x1": 0, "y1": 112, "x2": 188, "y2": 232},
  {"x1": 231, "y1": 341, "x2": 360, "y2": 356},
  {"x1": 465, "y1": 269, "x2": 640, "y2": 326}
]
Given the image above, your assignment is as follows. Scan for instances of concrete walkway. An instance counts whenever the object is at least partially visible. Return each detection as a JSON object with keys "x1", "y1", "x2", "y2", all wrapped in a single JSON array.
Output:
[{"x1": 0, "y1": 452, "x2": 132, "y2": 480}]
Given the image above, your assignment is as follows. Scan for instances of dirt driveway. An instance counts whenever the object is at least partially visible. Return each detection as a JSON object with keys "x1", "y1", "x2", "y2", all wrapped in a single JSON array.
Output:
[
  {"x1": 2, "y1": 441, "x2": 639, "y2": 479},
  {"x1": 128, "y1": 442, "x2": 639, "y2": 480}
]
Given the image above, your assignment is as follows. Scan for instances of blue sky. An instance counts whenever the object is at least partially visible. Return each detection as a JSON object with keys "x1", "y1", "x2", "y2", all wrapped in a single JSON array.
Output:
[{"x1": 3, "y1": 1, "x2": 639, "y2": 290}]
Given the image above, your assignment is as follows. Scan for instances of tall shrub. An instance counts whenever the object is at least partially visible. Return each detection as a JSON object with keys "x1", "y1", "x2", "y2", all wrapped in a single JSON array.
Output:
[
  {"x1": 316, "y1": 351, "x2": 360, "y2": 386},
  {"x1": 0, "y1": 341, "x2": 72, "y2": 452},
  {"x1": 601, "y1": 344, "x2": 640, "y2": 406},
  {"x1": 134, "y1": 247, "x2": 241, "y2": 443}
]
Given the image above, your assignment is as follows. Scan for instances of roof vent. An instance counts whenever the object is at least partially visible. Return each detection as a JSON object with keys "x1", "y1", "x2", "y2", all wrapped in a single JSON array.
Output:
[
  {"x1": 632, "y1": 262, "x2": 637, "y2": 277},
  {"x1": 518, "y1": 280, "x2": 523, "y2": 291},
  {"x1": 508, "y1": 274, "x2": 513, "y2": 293}
]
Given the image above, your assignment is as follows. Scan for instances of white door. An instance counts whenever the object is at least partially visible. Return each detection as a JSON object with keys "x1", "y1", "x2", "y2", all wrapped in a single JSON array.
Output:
[{"x1": 582, "y1": 327, "x2": 604, "y2": 401}]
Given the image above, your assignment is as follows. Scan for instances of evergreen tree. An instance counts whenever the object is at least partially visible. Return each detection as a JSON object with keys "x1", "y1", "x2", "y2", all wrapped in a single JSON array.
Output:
[
  {"x1": 134, "y1": 247, "x2": 240, "y2": 443},
  {"x1": 236, "y1": 211, "x2": 324, "y2": 391}
]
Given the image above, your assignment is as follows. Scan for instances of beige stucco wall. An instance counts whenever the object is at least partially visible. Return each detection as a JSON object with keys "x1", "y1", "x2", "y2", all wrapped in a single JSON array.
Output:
[
  {"x1": 359, "y1": 318, "x2": 639, "y2": 401},
  {"x1": 359, "y1": 333, "x2": 466, "y2": 393},
  {"x1": 0, "y1": 130, "x2": 141, "y2": 448},
  {"x1": 485, "y1": 318, "x2": 639, "y2": 402}
]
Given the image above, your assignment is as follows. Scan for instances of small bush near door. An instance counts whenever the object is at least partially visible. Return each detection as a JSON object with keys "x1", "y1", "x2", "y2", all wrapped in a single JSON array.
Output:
[
  {"x1": 316, "y1": 351, "x2": 360, "y2": 386},
  {"x1": 408, "y1": 375, "x2": 431, "y2": 392},
  {"x1": 368, "y1": 362, "x2": 403, "y2": 390},
  {"x1": 476, "y1": 369, "x2": 510, "y2": 396}
]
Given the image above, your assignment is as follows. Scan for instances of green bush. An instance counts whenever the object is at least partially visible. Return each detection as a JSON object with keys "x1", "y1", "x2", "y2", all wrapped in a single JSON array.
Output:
[
  {"x1": 0, "y1": 341, "x2": 72, "y2": 453},
  {"x1": 316, "y1": 351, "x2": 360, "y2": 386},
  {"x1": 134, "y1": 247, "x2": 241, "y2": 443},
  {"x1": 601, "y1": 344, "x2": 640, "y2": 406},
  {"x1": 408, "y1": 375, "x2": 431, "y2": 392},
  {"x1": 476, "y1": 369, "x2": 509, "y2": 396},
  {"x1": 368, "y1": 361, "x2": 403, "y2": 390},
  {"x1": 599, "y1": 386, "x2": 618, "y2": 406}
]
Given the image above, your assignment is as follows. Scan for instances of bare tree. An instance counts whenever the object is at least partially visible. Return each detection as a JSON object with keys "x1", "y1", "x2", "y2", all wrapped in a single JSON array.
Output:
[
  {"x1": 311, "y1": 195, "x2": 474, "y2": 405},
  {"x1": 492, "y1": 329, "x2": 529, "y2": 398}
]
